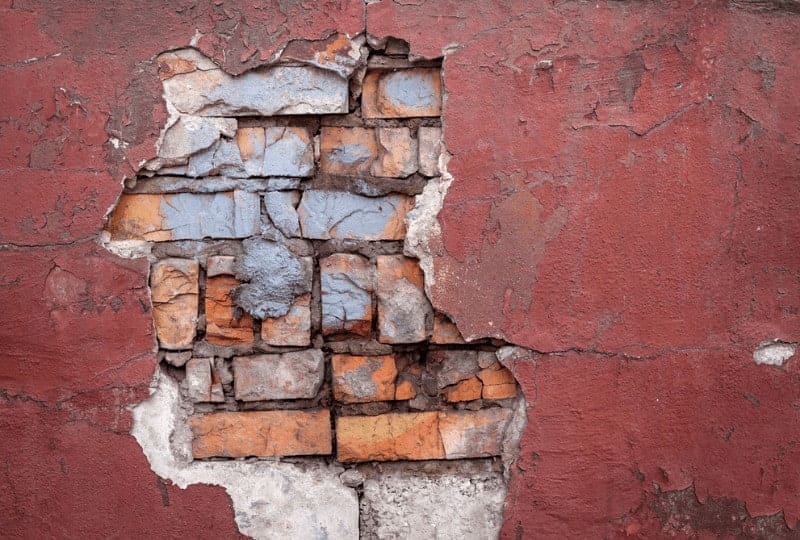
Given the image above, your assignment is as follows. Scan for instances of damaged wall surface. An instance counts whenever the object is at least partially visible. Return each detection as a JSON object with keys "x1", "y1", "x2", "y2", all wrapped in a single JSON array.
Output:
[{"x1": 1, "y1": 1, "x2": 799, "y2": 539}]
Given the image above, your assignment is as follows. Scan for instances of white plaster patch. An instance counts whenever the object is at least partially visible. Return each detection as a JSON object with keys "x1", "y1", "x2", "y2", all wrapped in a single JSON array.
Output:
[
  {"x1": 752, "y1": 340, "x2": 797, "y2": 366},
  {"x1": 131, "y1": 368, "x2": 359, "y2": 540}
]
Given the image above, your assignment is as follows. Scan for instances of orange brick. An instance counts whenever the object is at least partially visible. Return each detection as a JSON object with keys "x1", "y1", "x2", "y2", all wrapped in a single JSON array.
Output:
[
  {"x1": 482, "y1": 383, "x2": 518, "y2": 400},
  {"x1": 394, "y1": 379, "x2": 417, "y2": 400},
  {"x1": 190, "y1": 410, "x2": 332, "y2": 458},
  {"x1": 431, "y1": 312, "x2": 466, "y2": 344},
  {"x1": 319, "y1": 126, "x2": 378, "y2": 175},
  {"x1": 260, "y1": 293, "x2": 311, "y2": 346},
  {"x1": 332, "y1": 355, "x2": 397, "y2": 403},
  {"x1": 438, "y1": 408, "x2": 511, "y2": 459},
  {"x1": 477, "y1": 363, "x2": 516, "y2": 386},
  {"x1": 362, "y1": 68, "x2": 442, "y2": 119},
  {"x1": 205, "y1": 275, "x2": 254, "y2": 345},
  {"x1": 150, "y1": 259, "x2": 198, "y2": 350},
  {"x1": 444, "y1": 376, "x2": 482, "y2": 402},
  {"x1": 336, "y1": 412, "x2": 444, "y2": 462}
]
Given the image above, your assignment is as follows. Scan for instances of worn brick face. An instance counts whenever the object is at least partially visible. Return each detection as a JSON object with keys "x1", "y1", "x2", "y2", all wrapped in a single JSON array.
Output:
[
  {"x1": 376, "y1": 256, "x2": 433, "y2": 343},
  {"x1": 319, "y1": 126, "x2": 378, "y2": 175},
  {"x1": 297, "y1": 191, "x2": 412, "y2": 241},
  {"x1": 150, "y1": 258, "x2": 199, "y2": 350},
  {"x1": 232, "y1": 351, "x2": 324, "y2": 401},
  {"x1": 336, "y1": 412, "x2": 444, "y2": 462},
  {"x1": 205, "y1": 275, "x2": 254, "y2": 345},
  {"x1": 362, "y1": 68, "x2": 442, "y2": 118},
  {"x1": 190, "y1": 409, "x2": 332, "y2": 458},
  {"x1": 320, "y1": 253, "x2": 373, "y2": 337},
  {"x1": 332, "y1": 354, "x2": 397, "y2": 403},
  {"x1": 371, "y1": 127, "x2": 418, "y2": 178},
  {"x1": 438, "y1": 408, "x2": 512, "y2": 459},
  {"x1": 260, "y1": 293, "x2": 311, "y2": 346}
]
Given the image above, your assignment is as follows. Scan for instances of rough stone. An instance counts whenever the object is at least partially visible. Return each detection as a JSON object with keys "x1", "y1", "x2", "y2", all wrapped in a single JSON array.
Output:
[
  {"x1": 438, "y1": 408, "x2": 512, "y2": 459},
  {"x1": 106, "y1": 191, "x2": 260, "y2": 241},
  {"x1": 332, "y1": 355, "x2": 398, "y2": 403},
  {"x1": 376, "y1": 256, "x2": 433, "y2": 343},
  {"x1": 319, "y1": 127, "x2": 379, "y2": 176},
  {"x1": 262, "y1": 127, "x2": 314, "y2": 177},
  {"x1": 417, "y1": 126, "x2": 442, "y2": 177},
  {"x1": 233, "y1": 238, "x2": 313, "y2": 319},
  {"x1": 429, "y1": 350, "x2": 480, "y2": 388},
  {"x1": 359, "y1": 466, "x2": 506, "y2": 540},
  {"x1": 297, "y1": 191, "x2": 412, "y2": 241},
  {"x1": 190, "y1": 409, "x2": 332, "y2": 458},
  {"x1": 232, "y1": 351, "x2": 324, "y2": 401},
  {"x1": 261, "y1": 293, "x2": 311, "y2": 347},
  {"x1": 161, "y1": 51, "x2": 349, "y2": 116},
  {"x1": 206, "y1": 255, "x2": 236, "y2": 277},
  {"x1": 320, "y1": 253, "x2": 373, "y2": 337},
  {"x1": 264, "y1": 191, "x2": 301, "y2": 238},
  {"x1": 431, "y1": 312, "x2": 466, "y2": 344},
  {"x1": 157, "y1": 116, "x2": 237, "y2": 161},
  {"x1": 205, "y1": 275, "x2": 254, "y2": 346},
  {"x1": 362, "y1": 68, "x2": 442, "y2": 118},
  {"x1": 336, "y1": 412, "x2": 443, "y2": 462},
  {"x1": 444, "y1": 377, "x2": 482, "y2": 403},
  {"x1": 150, "y1": 258, "x2": 199, "y2": 350},
  {"x1": 371, "y1": 127, "x2": 418, "y2": 178}
]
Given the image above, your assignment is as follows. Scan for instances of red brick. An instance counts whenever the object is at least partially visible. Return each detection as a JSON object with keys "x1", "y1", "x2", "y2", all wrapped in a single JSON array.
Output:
[
  {"x1": 150, "y1": 259, "x2": 199, "y2": 350},
  {"x1": 205, "y1": 275, "x2": 254, "y2": 345},
  {"x1": 332, "y1": 354, "x2": 397, "y2": 403},
  {"x1": 336, "y1": 412, "x2": 443, "y2": 462}
]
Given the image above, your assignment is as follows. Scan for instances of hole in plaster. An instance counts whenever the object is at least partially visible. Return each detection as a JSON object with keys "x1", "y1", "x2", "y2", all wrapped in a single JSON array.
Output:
[{"x1": 102, "y1": 33, "x2": 529, "y2": 540}]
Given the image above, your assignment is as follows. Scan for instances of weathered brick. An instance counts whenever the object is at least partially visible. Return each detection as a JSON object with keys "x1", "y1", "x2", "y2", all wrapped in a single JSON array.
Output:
[
  {"x1": 336, "y1": 412, "x2": 444, "y2": 462},
  {"x1": 438, "y1": 408, "x2": 512, "y2": 459},
  {"x1": 320, "y1": 253, "x2": 373, "y2": 337},
  {"x1": 264, "y1": 191, "x2": 301, "y2": 237},
  {"x1": 232, "y1": 351, "x2": 324, "y2": 401},
  {"x1": 190, "y1": 410, "x2": 332, "y2": 458},
  {"x1": 263, "y1": 127, "x2": 314, "y2": 177},
  {"x1": 187, "y1": 138, "x2": 244, "y2": 178},
  {"x1": 332, "y1": 354, "x2": 397, "y2": 403},
  {"x1": 161, "y1": 50, "x2": 349, "y2": 116},
  {"x1": 150, "y1": 258, "x2": 198, "y2": 350},
  {"x1": 297, "y1": 191, "x2": 412, "y2": 241},
  {"x1": 418, "y1": 126, "x2": 442, "y2": 177},
  {"x1": 185, "y1": 357, "x2": 224, "y2": 403},
  {"x1": 477, "y1": 363, "x2": 516, "y2": 386},
  {"x1": 206, "y1": 255, "x2": 236, "y2": 277},
  {"x1": 164, "y1": 350, "x2": 192, "y2": 367},
  {"x1": 157, "y1": 115, "x2": 237, "y2": 161},
  {"x1": 376, "y1": 256, "x2": 433, "y2": 343},
  {"x1": 371, "y1": 127, "x2": 418, "y2": 178},
  {"x1": 444, "y1": 376, "x2": 483, "y2": 403},
  {"x1": 236, "y1": 127, "x2": 266, "y2": 176},
  {"x1": 106, "y1": 191, "x2": 260, "y2": 241},
  {"x1": 205, "y1": 275, "x2": 254, "y2": 345},
  {"x1": 362, "y1": 68, "x2": 442, "y2": 119},
  {"x1": 430, "y1": 312, "x2": 466, "y2": 344},
  {"x1": 394, "y1": 378, "x2": 417, "y2": 400},
  {"x1": 260, "y1": 293, "x2": 311, "y2": 347},
  {"x1": 482, "y1": 383, "x2": 518, "y2": 400},
  {"x1": 319, "y1": 127, "x2": 378, "y2": 175},
  {"x1": 429, "y1": 350, "x2": 480, "y2": 388}
]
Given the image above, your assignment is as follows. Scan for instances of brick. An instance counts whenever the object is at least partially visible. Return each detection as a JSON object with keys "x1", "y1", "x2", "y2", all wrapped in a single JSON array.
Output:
[
  {"x1": 161, "y1": 51, "x2": 349, "y2": 116},
  {"x1": 297, "y1": 191, "x2": 412, "y2": 241},
  {"x1": 232, "y1": 351, "x2": 324, "y2": 401},
  {"x1": 430, "y1": 312, "x2": 466, "y2": 344},
  {"x1": 164, "y1": 350, "x2": 192, "y2": 367},
  {"x1": 205, "y1": 275, "x2": 254, "y2": 345},
  {"x1": 236, "y1": 127, "x2": 266, "y2": 176},
  {"x1": 262, "y1": 127, "x2": 314, "y2": 177},
  {"x1": 482, "y1": 383, "x2": 518, "y2": 400},
  {"x1": 187, "y1": 138, "x2": 244, "y2": 178},
  {"x1": 371, "y1": 127, "x2": 418, "y2": 178},
  {"x1": 362, "y1": 68, "x2": 442, "y2": 119},
  {"x1": 157, "y1": 115, "x2": 237, "y2": 161},
  {"x1": 418, "y1": 126, "x2": 442, "y2": 177},
  {"x1": 261, "y1": 293, "x2": 311, "y2": 346},
  {"x1": 438, "y1": 408, "x2": 512, "y2": 459},
  {"x1": 206, "y1": 255, "x2": 236, "y2": 277},
  {"x1": 429, "y1": 350, "x2": 479, "y2": 388},
  {"x1": 444, "y1": 376, "x2": 482, "y2": 403},
  {"x1": 319, "y1": 127, "x2": 378, "y2": 175},
  {"x1": 376, "y1": 256, "x2": 433, "y2": 343},
  {"x1": 394, "y1": 379, "x2": 417, "y2": 400},
  {"x1": 320, "y1": 253, "x2": 373, "y2": 337},
  {"x1": 336, "y1": 412, "x2": 443, "y2": 462},
  {"x1": 332, "y1": 354, "x2": 397, "y2": 403},
  {"x1": 477, "y1": 363, "x2": 516, "y2": 386},
  {"x1": 150, "y1": 258, "x2": 198, "y2": 350},
  {"x1": 185, "y1": 357, "x2": 224, "y2": 403},
  {"x1": 106, "y1": 191, "x2": 260, "y2": 241},
  {"x1": 264, "y1": 191, "x2": 301, "y2": 237},
  {"x1": 190, "y1": 410, "x2": 332, "y2": 458}
]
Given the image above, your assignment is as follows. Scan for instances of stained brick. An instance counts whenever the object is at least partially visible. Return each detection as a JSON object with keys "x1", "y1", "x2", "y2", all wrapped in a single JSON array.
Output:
[
  {"x1": 232, "y1": 351, "x2": 324, "y2": 401},
  {"x1": 297, "y1": 191, "x2": 412, "y2": 241},
  {"x1": 376, "y1": 256, "x2": 433, "y2": 344},
  {"x1": 150, "y1": 258, "x2": 199, "y2": 350},
  {"x1": 236, "y1": 127, "x2": 266, "y2": 176},
  {"x1": 261, "y1": 293, "x2": 311, "y2": 346},
  {"x1": 430, "y1": 312, "x2": 466, "y2": 344},
  {"x1": 444, "y1": 377, "x2": 482, "y2": 403},
  {"x1": 320, "y1": 253, "x2": 373, "y2": 337},
  {"x1": 429, "y1": 350, "x2": 479, "y2": 388},
  {"x1": 205, "y1": 275, "x2": 254, "y2": 345},
  {"x1": 394, "y1": 379, "x2": 417, "y2": 400},
  {"x1": 106, "y1": 191, "x2": 260, "y2": 241},
  {"x1": 372, "y1": 127, "x2": 418, "y2": 178},
  {"x1": 190, "y1": 410, "x2": 332, "y2": 458},
  {"x1": 319, "y1": 126, "x2": 378, "y2": 175},
  {"x1": 482, "y1": 383, "x2": 518, "y2": 400},
  {"x1": 332, "y1": 354, "x2": 397, "y2": 403},
  {"x1": 206, "y1": 255, "x2": 236, "y2": 277},
  {"x1": 438, "y1": 408, "x2": 512, "y2": 459},
  {"x1": 185, "y1": 357, "x2": 224, "y2": 403},
  {"x1": 264, "y1": 190, "x2": 302, "y2": 237},
  {"x1": 336, "y1": 412, "x2": 443, "y2": 462},
  {"x1": 418, "y1": 126, "x2": 442, "y2": 177},
  {"x1": 362, "y1": 68, "x2": 442, "y2": 119},
  {"x1": 262, "y1": 127, "x2": 314, "y2": 177}
]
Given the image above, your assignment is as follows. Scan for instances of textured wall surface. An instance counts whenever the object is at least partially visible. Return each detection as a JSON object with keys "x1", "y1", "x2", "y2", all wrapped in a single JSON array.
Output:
[{"x1": 1, "y1": 1, "x2": 799, "y2": 538}]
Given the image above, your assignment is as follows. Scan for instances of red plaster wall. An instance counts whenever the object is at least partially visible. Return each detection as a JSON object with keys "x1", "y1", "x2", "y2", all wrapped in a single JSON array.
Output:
[{"x1": 1, "y1": 1, "x2": 798, "y2": 538}]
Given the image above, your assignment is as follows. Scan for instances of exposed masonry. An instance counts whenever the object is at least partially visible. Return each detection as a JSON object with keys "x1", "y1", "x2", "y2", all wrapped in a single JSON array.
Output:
[{"x1": 104, "y1": 35, "x2": 527, "y2": 539}]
